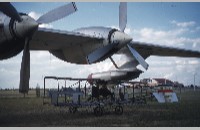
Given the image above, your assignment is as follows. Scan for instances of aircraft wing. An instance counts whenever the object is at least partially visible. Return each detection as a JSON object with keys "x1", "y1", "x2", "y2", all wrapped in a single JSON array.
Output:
[
  {"x1": 130, "y1": 41, "x2": 200, "y2": 58},
  {"x1": 29, "y1": 28, "x2": 103, "y2": 50},
  {"x1": 117, "y1": 41, "x2": 200, "y2": 70}
]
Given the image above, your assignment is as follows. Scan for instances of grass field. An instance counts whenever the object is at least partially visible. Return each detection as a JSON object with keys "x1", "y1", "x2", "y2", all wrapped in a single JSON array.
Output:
[{"x1": 0, "y1": 88, "x2": 200, "y2": 127}]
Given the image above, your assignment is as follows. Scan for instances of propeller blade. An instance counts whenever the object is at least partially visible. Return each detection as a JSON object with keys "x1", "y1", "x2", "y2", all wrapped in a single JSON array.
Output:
[
  {"x1": 37, "y1": 2, "x2": 77, "y2": 24},
  {"x1": 86, "y1": 44, "x2": 116, "y2": 64},
  {"x1": 119, "y1": 2, "x2": 127, "y2": 32},
  {"x1": 127, "y1": 44, "x2": 149, "y2": 70},
  {"x1": 19, "y1": 38, "x2": 30, "y2": 93},
  {"x1": 0, "y1": 2, "x2": 22, "y2": 22}
]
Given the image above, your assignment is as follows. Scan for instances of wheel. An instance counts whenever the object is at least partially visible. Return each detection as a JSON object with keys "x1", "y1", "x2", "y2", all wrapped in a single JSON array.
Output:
[
  {"x1": 94, "y1": 106, "x2": 103, "y2": 116},
  {"x1": 69, "y1": 106, "x2": 77, "y2": 113},
  {"x1": 115, "y1": 105, "x2": 123, "y2": 115}
]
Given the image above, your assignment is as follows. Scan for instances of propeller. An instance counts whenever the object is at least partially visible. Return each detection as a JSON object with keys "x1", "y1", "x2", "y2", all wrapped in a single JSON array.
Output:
[
  {"x1": 0, "y1": 2, "x2": 77, "y2": 93},
  {"x1": 87, "y1": 2, "x2": 149, "y2": 70},
  {"x1": 37, "y1": 2, "x2": 77, "y2": 24},
  {"x1": 87, "y1": 44, "x2": 116, "y2": 64},
  {"x1": 119, "y1": 2, "x2": 149, "y2": 70},
  {"x1": 118, "y1": 2, "x2": 149, "y2": 70},
  {"x1": 0, "y1": 2, "x2": 22, "y2": 22},
  {"x1": 119, "y1": 2, "x2": 127, "y2": 32},
  {"x1": 127, "y1": 44, "x2": 149, "y2": 70},
  {"x1": 19, "y1": 38, "x2": 30, "y2": 93}
]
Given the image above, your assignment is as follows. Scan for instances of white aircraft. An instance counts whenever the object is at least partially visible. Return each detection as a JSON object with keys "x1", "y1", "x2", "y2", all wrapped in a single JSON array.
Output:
[{"x1": 0, "y1": 2, "x2": 200, "y2": 93}]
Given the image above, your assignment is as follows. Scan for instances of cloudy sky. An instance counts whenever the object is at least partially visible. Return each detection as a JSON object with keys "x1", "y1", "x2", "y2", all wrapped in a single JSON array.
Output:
[{"x1": 0, "y1": 2, "x2": 200, "y2": 89}]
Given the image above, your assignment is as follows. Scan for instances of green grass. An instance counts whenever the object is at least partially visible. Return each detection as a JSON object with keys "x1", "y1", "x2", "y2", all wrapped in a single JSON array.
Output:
[{"x1": 0, "y1": 88, "x2": 200, "y2": 126}]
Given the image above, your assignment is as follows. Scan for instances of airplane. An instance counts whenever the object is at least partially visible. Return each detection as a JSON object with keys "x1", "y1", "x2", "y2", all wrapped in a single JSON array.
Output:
[{"x1": 0, "y1": 2, "x2": 200, "y2": 94}]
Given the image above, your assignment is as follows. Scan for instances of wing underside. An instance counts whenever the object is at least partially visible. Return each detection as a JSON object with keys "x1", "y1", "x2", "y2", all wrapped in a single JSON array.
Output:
[
  {"x1": 29, "y1": 28, "x2": 104, "y2": 64},
  {"x1": 131, "y1": 41, "x2": 200, "y2": 58},
  {"x1": 29, "y1": 28, "x2": 103, "y2": 50},
  {"x1": 115, "y1": 41, "x2": 200, "y2": 70}
]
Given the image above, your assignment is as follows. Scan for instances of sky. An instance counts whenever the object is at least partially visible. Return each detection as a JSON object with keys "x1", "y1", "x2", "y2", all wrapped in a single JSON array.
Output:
[{"x1": 0, "y1": 2, "x2": 200, "y2": 89}]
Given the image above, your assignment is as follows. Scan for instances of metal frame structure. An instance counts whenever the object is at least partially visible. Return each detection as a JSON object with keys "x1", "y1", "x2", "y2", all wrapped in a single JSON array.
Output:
[
  {"x1": 43, "y1": 76, "x2": 126, "y2": 116},
  {"x1": 43, "y1": 76, "x2": 93, "y2": 105}
]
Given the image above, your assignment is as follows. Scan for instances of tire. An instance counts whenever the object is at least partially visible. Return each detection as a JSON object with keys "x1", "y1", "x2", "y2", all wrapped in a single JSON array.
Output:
[{"x1": 115, "y1": 105, "x2": 123, "y2": 115}]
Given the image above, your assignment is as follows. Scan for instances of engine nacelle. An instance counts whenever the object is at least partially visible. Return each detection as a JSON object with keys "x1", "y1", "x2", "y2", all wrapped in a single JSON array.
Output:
[
  {"x1": 87, "y1": 69, "x2": 143, "y2": 85},
  {"x1": 47, "y1": 26, "x2": 132, "y2": 65},
  {"x1": 0, "y1": 16, "x2": 24, "y2": 60},
  {"x1": 0, "y1": 14, "x2": 38, "y2": 60}
]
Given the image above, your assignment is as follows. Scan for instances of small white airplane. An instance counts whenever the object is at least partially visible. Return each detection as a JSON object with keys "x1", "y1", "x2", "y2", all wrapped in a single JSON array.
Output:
[{"x1": 0, "y1": 2, "x2": 200, "y2": 93}]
